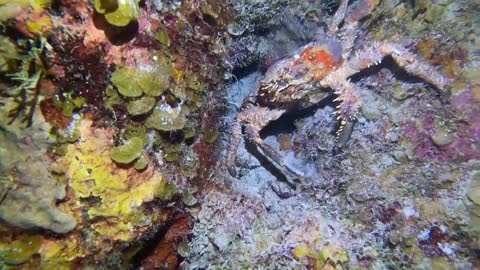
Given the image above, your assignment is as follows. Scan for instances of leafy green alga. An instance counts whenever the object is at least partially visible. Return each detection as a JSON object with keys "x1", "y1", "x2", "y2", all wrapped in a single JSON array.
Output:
[
  {"x1": 145, "y1": 103, "x2": 188, "y2": 131},
  {"x1": 110, "y1": 136, "x2": 145, "y2": 164},
  {"x1": 127, "y1": 97, "x2": 156, "y2": 116},
  {"x1": 94, "y1": 0, "x2": 139, "y2": 27},
  {"x1": 111, "y1": 68, "x2": 143, "y2": 97},
  {"x1": 111, "y1": 63, "x2": 171, "y2": 98}
]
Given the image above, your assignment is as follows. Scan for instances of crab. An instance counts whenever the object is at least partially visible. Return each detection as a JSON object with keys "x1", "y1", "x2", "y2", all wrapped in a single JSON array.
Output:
[{"x1": 227, "y1": 0, "x2": 451, "y2": 183}]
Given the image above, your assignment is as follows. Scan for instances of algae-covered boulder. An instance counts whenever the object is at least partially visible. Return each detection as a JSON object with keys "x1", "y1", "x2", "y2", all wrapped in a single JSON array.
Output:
[
  {"x1": 0, "y1": 126, "x2": 77, "y2": 234},
  {"x1": 60, "y1": 119, "x2": 177, "y2": 242},
  {"x1": 145, "y1": 102, "x2": 189, "y2": 131}
]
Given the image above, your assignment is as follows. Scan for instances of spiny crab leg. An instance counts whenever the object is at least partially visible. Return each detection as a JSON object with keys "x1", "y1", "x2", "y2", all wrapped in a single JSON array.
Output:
[
  {"x1": 323, "y1": 41, "x2": 451, "y2": 150},
  {"x1": 330, "y1": 79, "x2": 363, "y2": 150},
  {"x1": 325, "y1": 41, "x2": 451, "y2": 97},
  {"x1": 345, "y1": 0, "x2": 382, "y2": 26},
  {"x1": 328, "y1": 0, "x2": 349, "y2": 34}
]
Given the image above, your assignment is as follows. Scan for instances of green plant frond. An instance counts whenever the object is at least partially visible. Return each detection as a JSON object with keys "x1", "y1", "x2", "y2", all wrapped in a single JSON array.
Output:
[{"x1": 1, "y1": 36, "x2": 48, "y2": 126}]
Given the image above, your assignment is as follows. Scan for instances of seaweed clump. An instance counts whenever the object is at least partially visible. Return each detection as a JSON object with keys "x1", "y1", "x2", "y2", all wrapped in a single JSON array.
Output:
[
  {"x1": 0, "y1": 36, "x2": 47, "y2": 126},
  {"x1": 102, "y1": 0, "x2": 229, "y2": 179}
]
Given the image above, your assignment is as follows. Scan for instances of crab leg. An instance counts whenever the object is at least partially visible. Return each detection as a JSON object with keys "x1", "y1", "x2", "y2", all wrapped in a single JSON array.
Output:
[
  {"x1": 321, "y1": 74, "x2": 363, "y2": 149},
  {"x1": 325, "y1": 41, "x2": 451, "y2": 101},
  {"x1": 345, "y1": 0, "x2": 381, "y2": 25},
  {"x1": 320, "y1": 40, "x2": 451, "y2": 151},
  {"x1": 379, "y1": 42, "x2": 451, "y2": 101},
  {"x1": 328, "y1": 0, "x2": 349, "y2": 34}
]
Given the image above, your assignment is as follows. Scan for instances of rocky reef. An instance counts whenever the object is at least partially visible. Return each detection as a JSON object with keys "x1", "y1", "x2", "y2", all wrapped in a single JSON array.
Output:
[
  {"x1": 0, "y1": 110, "x2": 77, "y2": 234},
  {"x1": 0, "y1": 0, "x2": 479, "y2": 269}
]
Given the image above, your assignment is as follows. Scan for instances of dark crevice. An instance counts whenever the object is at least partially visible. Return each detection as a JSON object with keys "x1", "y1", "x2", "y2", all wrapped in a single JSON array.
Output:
[
  {"x1": 350, "y1": 56, "x2": 436, "y2": 87},
  {"x1": 129, "y1": 226, "x2": 169, "y2": 269},
  {"x1": 232, "y1": 61, "x2": 263, "y2": 80},
  {"x1": 128, "y1": 207, "x2": 184, "y2": 269},
  {"x1": 260, "y1": 95, "x2": 336, "y2": 138},
  {"x1": 92, "y1": 13, "x2": 139, "y2": 45}
]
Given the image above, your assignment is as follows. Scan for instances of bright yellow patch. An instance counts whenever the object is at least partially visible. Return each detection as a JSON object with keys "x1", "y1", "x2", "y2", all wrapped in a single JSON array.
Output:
[
  {"x1": 26, "y1": 14, "x2": 52, "y2": 34},
  {"x1": 293, "y1": 244, "x2": 314, "y2": 260},
  {"x1": 7, "y1": 119, "x2": 176, "y2": 268},
  {"x1": 60, "y1": 119, "x2": 170, "y2": 241}
]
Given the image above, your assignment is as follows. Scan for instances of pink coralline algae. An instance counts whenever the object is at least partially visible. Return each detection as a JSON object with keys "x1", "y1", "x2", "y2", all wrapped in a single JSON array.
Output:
[{"x1": 404, "y1": 88, "x2": 480, "y2": 163}]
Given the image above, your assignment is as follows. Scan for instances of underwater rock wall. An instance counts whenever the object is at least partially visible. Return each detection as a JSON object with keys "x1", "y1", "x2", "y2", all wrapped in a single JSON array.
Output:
[
  {"x1": 0, "y1": 0, "x2": 479, "y2": 269},
  {"x1": 0, "y1": 0, "x2": 227, "y2": 268}
]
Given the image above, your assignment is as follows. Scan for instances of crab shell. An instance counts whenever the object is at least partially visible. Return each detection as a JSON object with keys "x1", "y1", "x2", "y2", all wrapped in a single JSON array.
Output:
[{"x1": 258, "y1": 39, "x2": 344, "y2": 110}]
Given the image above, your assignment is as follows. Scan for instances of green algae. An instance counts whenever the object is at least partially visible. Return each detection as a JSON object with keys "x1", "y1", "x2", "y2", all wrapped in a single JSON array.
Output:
[
  {"x1": 133, "y1": 154, "x2": 149, "y2": 170},
  {"x1": 111, "y1": 136, "x2": 145, "y2": 164},
  {"x1": 431, "y1": 116, "x2": 456, "y2": 146},
  {"x1": 111, "y1": 68, "x2": 143, "y2": 97},
  {"x1": 94, "y1": 0, "x2": 117, "y2": 13},
  {"x1": 145, "y1": 103, "x2": 188, "y2": 131},
  {"x1": 94, "y1": 0, "x2": 139, "y2": 27},
  {"x1": 2, "y1": 37, "x2": 47, "y2": 126},
  {"x1": 180, "y1": 146, "x2": 197, "y2": 178},
  {"x1": 2, "y1": 235, "x2": 42, "y2": 266},
  {"x1": 202, "y1": 128, "x2": 218, "y2": 144},
  {"x1": 182, "y1": 192, "x2": 198, "y2": 206},
  {"x1": 53, "y1": 93, "x2": 86, "y2": 117},
  {"x1": 163, "y1": 145, "x2": 181, "y2": 162},
  {"x1": 187, "y1": 74, "x2": 205, "y2": 92},
  {"x1": 111, "y1": 64, "x2": 171, "y2": 98},
  {"x1": 154, "y1": 180, "x2": 177, "y2": 200},
  {"x1": 137, "y1": 70, "x2": 170, "y2": 97},
  {"x1": 184, "y1": 125, "x2": 196, "y2": 139},
  {"x1": 127, "y1": 97, "x2": 156, "y2": 116},
  {"x1": 0, "y1": 35, "x2": 19, "y2": 72},
  {"x1": 177, "y1": 240, "x2": 190, "y2": 258},
  {"x1": 104, "y1": 85, "x2": 124, "y2": 112},
  {"x1": 156, "y1": 27, "x2": 171, "y2": 47}
]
